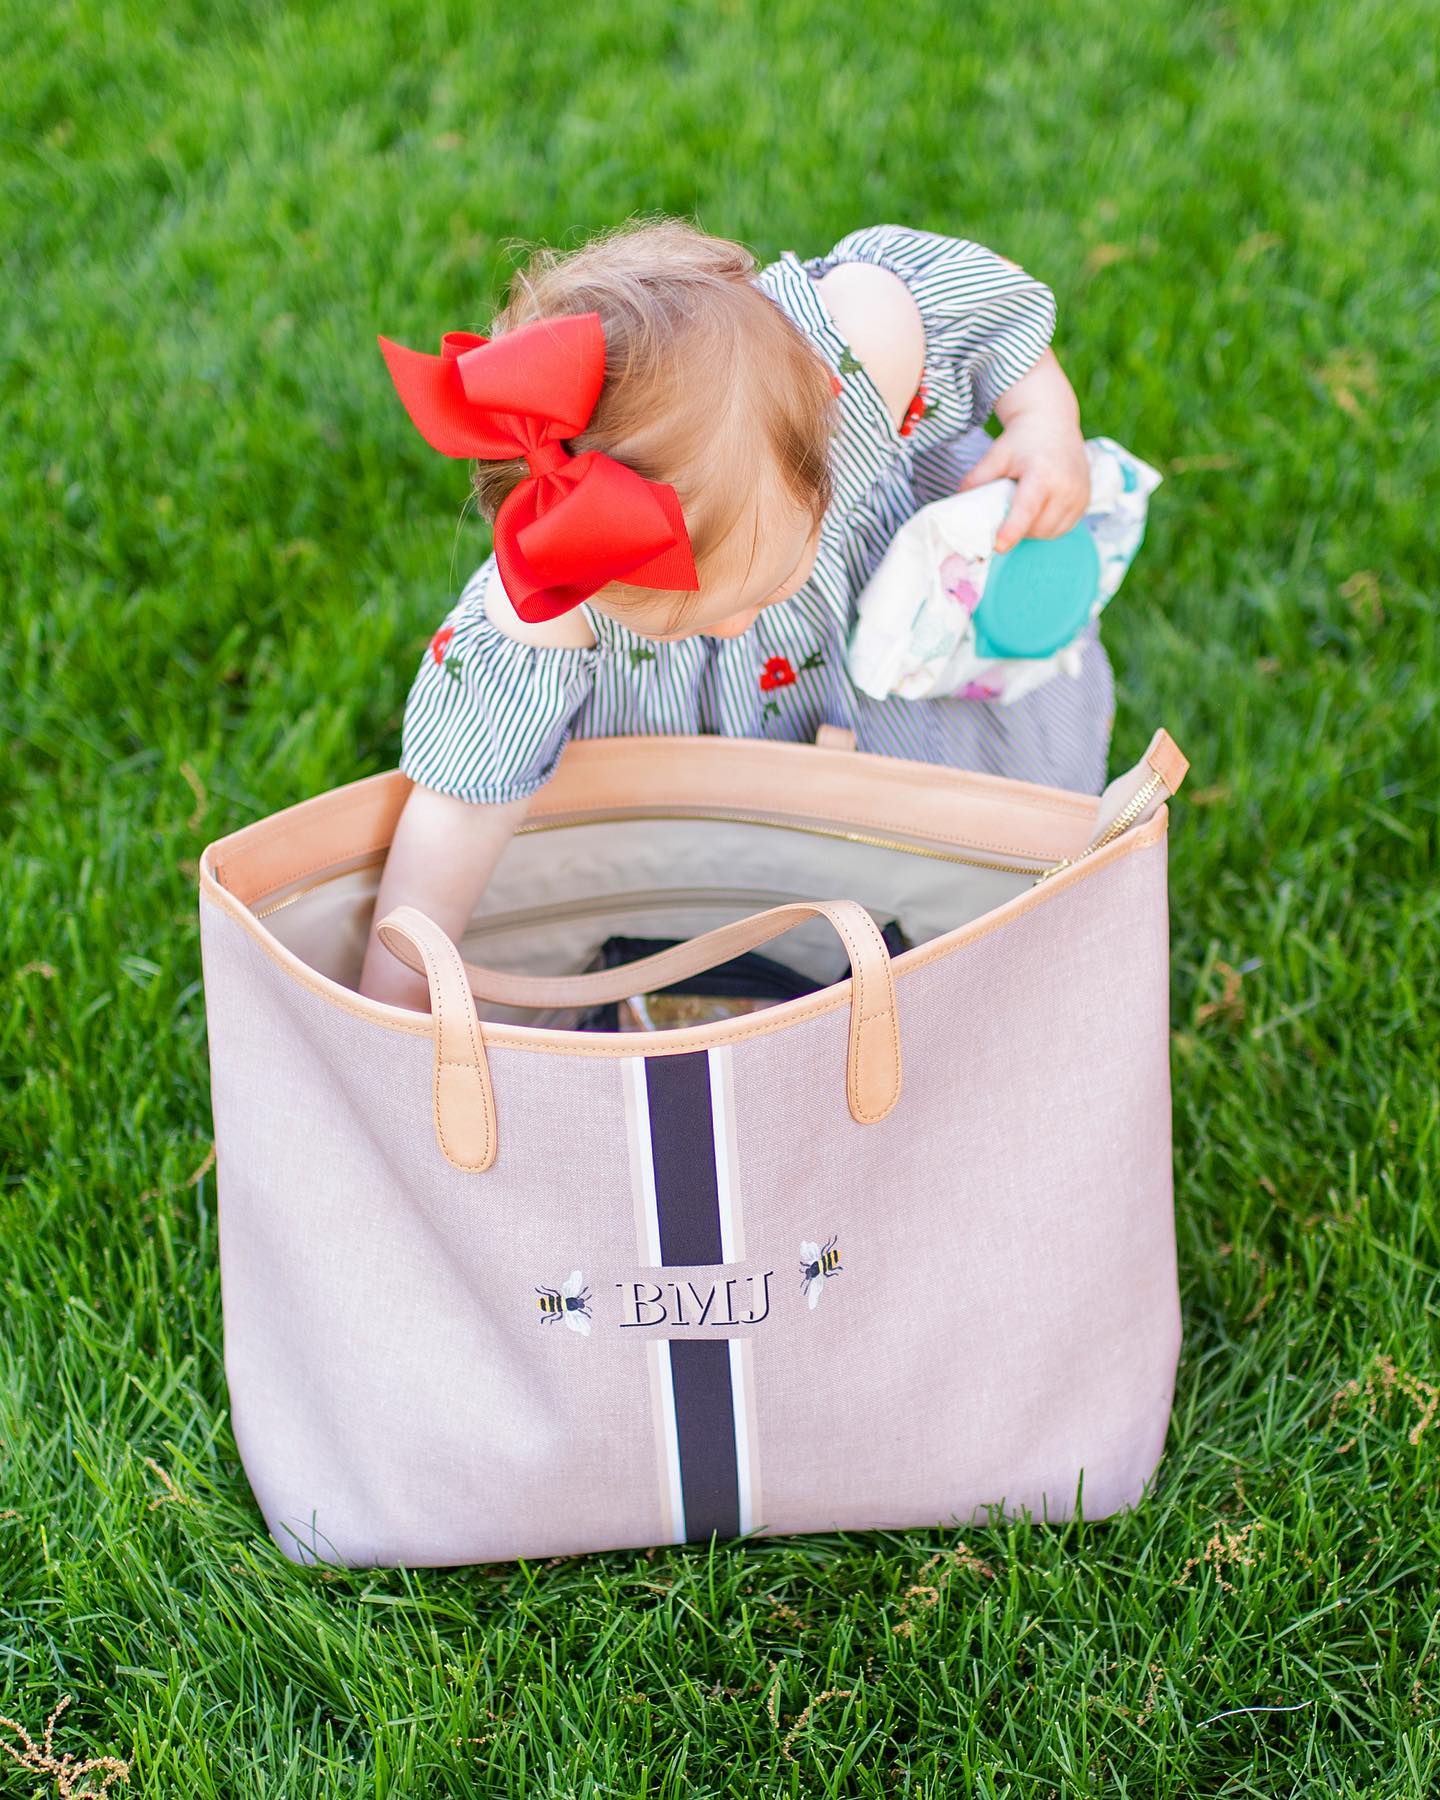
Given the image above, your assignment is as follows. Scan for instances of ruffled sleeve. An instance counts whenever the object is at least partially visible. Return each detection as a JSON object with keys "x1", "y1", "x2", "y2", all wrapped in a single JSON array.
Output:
[
  {"x1": 399, "y1": 560, "x2": 597, "y2": 804},
  {"x1": 806, "y1": 224, "x2": 1057, "y2": 430}
]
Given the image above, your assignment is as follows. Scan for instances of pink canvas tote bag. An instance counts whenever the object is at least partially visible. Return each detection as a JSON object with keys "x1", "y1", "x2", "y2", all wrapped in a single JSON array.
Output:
[{"x1": 197, "y1": 725, "x2": 1189, "y2": 1567}]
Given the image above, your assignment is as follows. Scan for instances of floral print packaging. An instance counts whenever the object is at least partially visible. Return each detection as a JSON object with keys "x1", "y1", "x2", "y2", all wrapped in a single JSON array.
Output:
[{"x1": 846, "y1": 437, "x2": 1161, "y2": 705}]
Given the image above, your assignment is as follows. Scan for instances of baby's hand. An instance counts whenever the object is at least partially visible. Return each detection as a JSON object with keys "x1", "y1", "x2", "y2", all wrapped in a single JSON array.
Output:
[
  {"x1": 958, "y1": 347, "x2": 1090, "y2": 552},
  {"x1": 958, "y1": 413, "x2": 1091, "y2": 552}
]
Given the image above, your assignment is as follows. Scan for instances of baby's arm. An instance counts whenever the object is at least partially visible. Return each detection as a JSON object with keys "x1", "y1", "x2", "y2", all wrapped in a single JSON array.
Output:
[
  {"x1": 357, "y1": 784, "x2": 533, "y2": 1009},
  {"x1": 959, "y1": 348, "x2": 1090, "y2": 551},
  {"x1": 819, "y1": 252, "x2": 1089, "y2": 553},
  {"x1": 360, "y1": 568, "x2": 595, "y2": 1010}
]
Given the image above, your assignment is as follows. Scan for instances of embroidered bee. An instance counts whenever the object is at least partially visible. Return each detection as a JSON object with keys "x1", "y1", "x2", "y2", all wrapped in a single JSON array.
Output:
[
  {"x1": 800, "y1": 1237, "x2": 843, "y2": 1310},
  {"x1": 536, "y1": 1270, "x2": 592, "y2": 1336}
]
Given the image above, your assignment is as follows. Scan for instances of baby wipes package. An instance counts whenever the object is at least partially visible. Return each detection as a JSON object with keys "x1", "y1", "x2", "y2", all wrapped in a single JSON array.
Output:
[{"x1": 846, "y1": 437, "x2": 1161, "y2": 704}]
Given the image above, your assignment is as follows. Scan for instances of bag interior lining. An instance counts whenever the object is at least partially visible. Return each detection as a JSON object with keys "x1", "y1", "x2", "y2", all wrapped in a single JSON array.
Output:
[{"x1": 263, "y1": 816, "x2": 1037, "y2": 1025}]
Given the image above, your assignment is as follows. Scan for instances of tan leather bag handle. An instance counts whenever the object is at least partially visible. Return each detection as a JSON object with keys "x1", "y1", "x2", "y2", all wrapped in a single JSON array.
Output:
[
  {"x1": 377, "y1": 907, "x2": 498, "y2": 1175},
  {"x1": 378, "y1": 898, "x2": 903, "y2": 1170}
]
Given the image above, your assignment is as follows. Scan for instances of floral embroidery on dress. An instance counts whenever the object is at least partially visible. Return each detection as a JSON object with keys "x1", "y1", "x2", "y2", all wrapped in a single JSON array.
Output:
[
  {"x1": 629, "y1": 644, "x2": 657, "y2": 668},
  {"x1": 759, "y1": 650, "x2": 825, "y2": 721},
  {"x1": 429, "y1": 623, "x2": 464, "y2": 682},
  {"x1": 838, "y1": 345, "x2": 929, "y2": 435},
  {"x1": 899, "y1": 372, "x2": 930, "y2": 437}
]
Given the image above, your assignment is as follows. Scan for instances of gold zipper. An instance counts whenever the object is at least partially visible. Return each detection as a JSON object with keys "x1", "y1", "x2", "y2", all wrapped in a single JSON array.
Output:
[
  {"x1": 460, "y1": 885, "x2": 816, "y2": 940},
  {"x1": 252, "y1": 805, "x2": 1055, "y2": 920},
  {"x1": 513, "y1": 808, "x2": 1049, "y2": 877},
  {"x1": 254, "y1": 856, "x2": 385, "y2": 919},
  {"x1": 1035, "y1": 772, "x2": 1164, "y2": 883}
]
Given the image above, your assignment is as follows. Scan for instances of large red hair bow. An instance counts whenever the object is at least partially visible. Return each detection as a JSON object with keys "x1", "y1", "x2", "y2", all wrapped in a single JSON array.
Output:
[{"x1": 378, "y1": 312, "x2": 698, "y2": 623}]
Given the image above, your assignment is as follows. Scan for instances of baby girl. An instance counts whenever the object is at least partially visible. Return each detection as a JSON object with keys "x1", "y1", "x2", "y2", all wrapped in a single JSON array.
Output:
[{"x1": 359, "y1": 219, "x2": 1102, "y2": 1009}]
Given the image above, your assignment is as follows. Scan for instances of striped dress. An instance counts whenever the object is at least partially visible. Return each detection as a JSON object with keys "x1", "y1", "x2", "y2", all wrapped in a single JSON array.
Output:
[{"x1": 400, "y1": 224, "x2": 1116, "y2": 803}]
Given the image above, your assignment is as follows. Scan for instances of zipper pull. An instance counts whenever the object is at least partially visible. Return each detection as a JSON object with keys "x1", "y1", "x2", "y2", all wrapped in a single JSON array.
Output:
[{"x1": 1038, "y1": 729, "x2": 1189, "y2": 881}]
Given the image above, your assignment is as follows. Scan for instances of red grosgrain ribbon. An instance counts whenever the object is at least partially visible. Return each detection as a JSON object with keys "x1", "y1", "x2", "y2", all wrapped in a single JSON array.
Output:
[{"x1": 378, "y1": 312, "x2": 698, "y2": 622}]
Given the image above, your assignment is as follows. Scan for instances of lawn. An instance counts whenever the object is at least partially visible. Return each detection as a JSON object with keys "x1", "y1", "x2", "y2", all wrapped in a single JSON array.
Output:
[{"x1": 2, "y1": 0, "x2": 1438, "y2": 1792}]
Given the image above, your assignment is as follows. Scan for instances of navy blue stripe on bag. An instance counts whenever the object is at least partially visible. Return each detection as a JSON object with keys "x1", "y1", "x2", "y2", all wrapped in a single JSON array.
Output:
[{"x1": 641, "y1": 1052, "x2": 745, "y2": 1544}]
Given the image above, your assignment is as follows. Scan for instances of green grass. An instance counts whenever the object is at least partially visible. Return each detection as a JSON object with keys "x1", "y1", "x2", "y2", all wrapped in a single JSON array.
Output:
[{"x1": 3, "y1": 0, "x2": 1438, "y2": 1792}]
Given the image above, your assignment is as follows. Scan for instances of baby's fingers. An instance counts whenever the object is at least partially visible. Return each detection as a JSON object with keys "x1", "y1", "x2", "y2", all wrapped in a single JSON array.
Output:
[
  {"x1": 1031, "y1": 493, "x2": 1081, "y2": 540},
  {"x1": 994, "y1": 472, "x2": 1046, "y2": 551},
  {"x1": 957, "y1": 441, "x2": 1013, "y2": 492}
]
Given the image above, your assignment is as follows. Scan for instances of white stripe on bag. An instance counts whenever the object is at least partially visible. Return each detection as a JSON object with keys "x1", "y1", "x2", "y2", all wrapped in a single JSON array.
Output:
[
  {"x1": 623, "y1": 1056, "x2": 663, "y2": 1267},
  {"x1": 708, "y1": 1045, "x2": 743, "y2": 1265},
  {"x1": 651, "y1": 1339, "x2": 687, "y2": 1545},
  {"x1": 729, "y1": 1337, "x2": 754, "y2": 1536}
]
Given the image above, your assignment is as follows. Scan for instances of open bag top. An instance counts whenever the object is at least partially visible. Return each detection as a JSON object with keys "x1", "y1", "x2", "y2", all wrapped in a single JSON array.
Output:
[{"x1": 199, "y1": 727, "x2": 1187, "y2": 1166}]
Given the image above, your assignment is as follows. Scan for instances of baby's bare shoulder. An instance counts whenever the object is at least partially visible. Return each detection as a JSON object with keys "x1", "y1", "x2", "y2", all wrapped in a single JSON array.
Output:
[
  {"x1": 813, "y1": 261, "x2": 926, "y2": 428},
  {"x1": 484, "y1": 565, "x2": 597, "y2": 649}
]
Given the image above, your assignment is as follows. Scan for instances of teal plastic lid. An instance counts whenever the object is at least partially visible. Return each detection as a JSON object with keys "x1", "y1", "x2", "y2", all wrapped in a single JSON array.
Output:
[{"x1": 973, "y1": 523, "x2": 1100, "y2": 661}]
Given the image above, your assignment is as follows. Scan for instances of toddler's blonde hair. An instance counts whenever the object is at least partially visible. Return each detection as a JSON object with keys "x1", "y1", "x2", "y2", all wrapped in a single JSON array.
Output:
[{"x1": 472, "y1": 218, "x2": 837, "y2": 620}]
